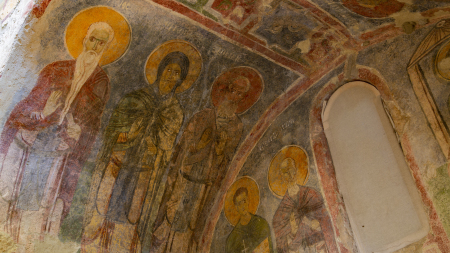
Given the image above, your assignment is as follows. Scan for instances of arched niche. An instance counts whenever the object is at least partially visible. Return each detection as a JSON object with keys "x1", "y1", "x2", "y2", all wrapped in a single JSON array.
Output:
[
  {"x1": 309, "y1": 66, "x2": 450, "y2": 253},
  {"x1": 322, "y1": 81, "x2": 429, "y2": 252}
]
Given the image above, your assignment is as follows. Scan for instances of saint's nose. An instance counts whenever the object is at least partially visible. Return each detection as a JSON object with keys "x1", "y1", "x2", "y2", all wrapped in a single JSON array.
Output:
[{"x1": 93, "y1": 40, "x2": 99, "y2": 50}]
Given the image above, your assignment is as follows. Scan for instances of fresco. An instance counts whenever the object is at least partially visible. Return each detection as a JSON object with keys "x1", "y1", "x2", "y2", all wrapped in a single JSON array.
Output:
[
  {"x1": 270, "y1": 146, "x2": 336, "y2": 253},
  {"x1": 0, "y1": 0, "x2": 298, "y2": 252},
  {"x1": 224, "y1": 176, "x2": 272, "y2": 253},
  {"x1": 82, "y1": 40, "x2": 202, "y2": 252},
  {"x1": 408, "y1": 19, "x2": 450, "y2": 164},
  {"x1": 209, "y1": 73, "x2": 345, "y2": 253},
  {"x1": 253, "y1": 2, "x2": 319, "y2": 53},
  {"x1": 341, "y1": 0, "x2": 404, "y2": 18},
  {"x1": 2, "y1": 0, "x2": 450, "y2": 252},
  {"x1": 0, "y1": 6, "x2": 130, "y2": 250}
]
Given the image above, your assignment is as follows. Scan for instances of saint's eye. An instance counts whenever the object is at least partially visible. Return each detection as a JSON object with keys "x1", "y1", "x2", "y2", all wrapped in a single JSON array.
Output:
[
  {"x1": 90, "y1": 37, "x2": 95, "y2": 42},
  {"x1": 267, "y1": 25, "x2": 283, "y2": 34},
  {"x1": 288, "y1": 24, "x2": 303, "y2": 33},
  {"x1": 267, "y1": 19, "x2": 284, "y2": 34}
]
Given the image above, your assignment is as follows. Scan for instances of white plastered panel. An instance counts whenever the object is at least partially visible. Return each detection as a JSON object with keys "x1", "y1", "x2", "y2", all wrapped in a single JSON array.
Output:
[{"x1": 322, "y1": 81, "x2": 429, "y2": 253}]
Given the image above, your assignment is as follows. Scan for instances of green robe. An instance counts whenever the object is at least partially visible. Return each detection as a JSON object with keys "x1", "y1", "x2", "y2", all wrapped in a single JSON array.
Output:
[
  {"x1": 84, "y1": 87, "x2": 183, "y2": 241},
  {"x1": 226, "y1": 214, "x2": 274, "y2": 253}
]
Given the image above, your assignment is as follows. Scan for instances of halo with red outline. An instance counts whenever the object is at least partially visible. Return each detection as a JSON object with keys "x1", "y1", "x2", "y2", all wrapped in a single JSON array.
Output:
[
  {"x1": 341, "y1": 0, "x2": 404, "y2": 18},
  {"x1": 211, "y1": 67, "x2": 263, "y2": 114}
]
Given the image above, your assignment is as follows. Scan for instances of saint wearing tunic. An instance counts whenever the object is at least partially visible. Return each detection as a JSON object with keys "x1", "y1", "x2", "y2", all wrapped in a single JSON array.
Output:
[
  {"x1": 82, "y1": 45, "x2": 201, "y2": 253},
  {"x1": 0, "y1": 21, "x2": 117, "y2": 251},
  {"x1": 272, "y1": 158, "x2": 338, "y2": 253},
  {"x1": 150, "y1": 73, "x2": 259, "y2": 253},
  {"x1": 226, "y1": 185, "x2": 273, "y2": 253}
]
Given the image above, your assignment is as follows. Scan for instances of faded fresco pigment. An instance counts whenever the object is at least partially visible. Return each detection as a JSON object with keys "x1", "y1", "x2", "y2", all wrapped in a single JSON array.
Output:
[{"x1": 2, "y1": 0, "x2": 450, "y2": 252}]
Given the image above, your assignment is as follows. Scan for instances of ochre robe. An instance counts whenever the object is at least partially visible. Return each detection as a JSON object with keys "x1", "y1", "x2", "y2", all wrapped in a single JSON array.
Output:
[
  {"x1": 226, "y1": 214, "x2": 274, "y2": 253},
  {"x1": 150, "y1": 108, "x2": 243, "y2": 253},
  {"x1": 0, "y1": 60, "x2": 109, "y2": 243},
  {"x1": 82, "y1": 88, "x2": 183, "y2": 253},
  {"x1": 272, "y1": 186, "x2": 338, "y2": 253}
]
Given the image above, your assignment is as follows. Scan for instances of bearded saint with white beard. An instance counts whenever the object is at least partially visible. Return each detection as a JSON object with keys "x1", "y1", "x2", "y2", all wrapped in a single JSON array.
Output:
[{"x1": 0, "y1": 22, "x2": 113, "y2": 250}]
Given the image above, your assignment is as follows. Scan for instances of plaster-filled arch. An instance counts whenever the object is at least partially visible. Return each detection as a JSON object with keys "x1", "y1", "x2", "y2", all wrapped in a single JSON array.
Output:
[
  {"x1": 322, "y1": 81, "x2": 428, "y2": 252},
  {"x1": 309, "y1": 66, "x2": 450, "y2": 253}
]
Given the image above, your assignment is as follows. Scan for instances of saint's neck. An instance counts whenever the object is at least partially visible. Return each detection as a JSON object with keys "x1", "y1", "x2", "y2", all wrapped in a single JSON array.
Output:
[
  {"x1": 287, "y1": 183, "x2": 300, "y2": 197},
  {"x1": 239, "y1": 212, "x2": 252, "y2": 226},
  {"x1": 146, "y1": 85, "x2": 177, "y2": 104}
]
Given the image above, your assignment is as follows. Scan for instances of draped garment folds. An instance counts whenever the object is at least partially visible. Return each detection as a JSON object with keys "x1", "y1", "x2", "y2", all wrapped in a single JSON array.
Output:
[
  {"x1": 150, "y1": 108, "x2": 243, "y2": 253},
  {"x1": 272, "y1": 186, "x2": 338, "y2": 253},
  {"x1": 0, "y1": 60, "x2": 109, "y2": 240},
  {"x1": 82, "y1": 87, "x2": 183, "y2": 253},
  {"x1": 226, "y1": 214, "x2": 273, "y2": 253}
]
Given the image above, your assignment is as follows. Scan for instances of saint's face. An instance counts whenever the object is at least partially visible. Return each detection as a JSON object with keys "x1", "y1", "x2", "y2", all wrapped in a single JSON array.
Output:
[
  {"x1": 438, "y1": 57, "x2": 450, "y2": 76},
  {"x1": 235, "y1": 192, "x2": 249, "y2": 217},
  {"x1": 84, "y1": 28, "x2": 110, "y2": 54},
  {"x1": 159, "y1": 63, "x2": 181, "y2": 95},
  {"x1": 281, "y1": 164, "x2": 297, "y2": 184},
  {"x1": 226, "y1": 78, "x2": 249, "y2": 103}
]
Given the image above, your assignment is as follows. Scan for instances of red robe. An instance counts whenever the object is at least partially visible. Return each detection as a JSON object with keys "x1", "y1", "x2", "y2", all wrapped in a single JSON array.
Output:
[
  {"x1": 272, "y1": 186, "x2": 338, "y2": 253},
  {"x1": 148, "y1": 108, "x2": 243, "y2": 252},
  {"x1": 0, "y1": 60, "x2": 110, "y2": 219}
]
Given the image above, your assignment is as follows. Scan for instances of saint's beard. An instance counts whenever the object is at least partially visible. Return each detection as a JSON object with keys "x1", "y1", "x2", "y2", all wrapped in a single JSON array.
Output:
[
  {"x1": 72, "y1": 49, "x2": 101, "y2": 92},
  {"x1": 59, "y1": 49, "x2": 102, "y2": 124},
  {"x1": 75, "y1": 50, "x2": 101, "y2": 77},
  {"x1": 217, "y1": 98, "x2": 239, "y2": 118}
]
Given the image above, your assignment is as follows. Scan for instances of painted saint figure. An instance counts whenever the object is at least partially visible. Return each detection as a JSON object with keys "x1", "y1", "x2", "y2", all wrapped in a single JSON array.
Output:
[
  {"x1": 150, "y1": 70, "x2": 262, "y2": 253},
  {"x1": 226, "y1": 186, "x2": 273, "y2": 253},
  {"x1": 272, "y1": 158, "x2": 338, "y2": 253},
  {"x1": 0, "y1": 21, "x2": 114, "y2": 248},
  {"x1": 82, "y1": 41, "x2": 202, "y2": 253}
]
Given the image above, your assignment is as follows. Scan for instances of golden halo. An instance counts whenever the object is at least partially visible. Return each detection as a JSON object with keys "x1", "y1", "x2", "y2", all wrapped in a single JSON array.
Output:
[
  {"x1": 436, "y1": 40, "x2": 450, "y2": 81},
  {"x1": 224, "y1": 176, "x2": 260, "y2": 226},
  {"x1": 268, "y1": 145, "x2": 309, "y2": 198},
  {"x1": 145, "y1": 40, "x2": 202, "y2": 94},
  {"x1": 65, "y1": 6, "x2": 131, "y2": 66}
]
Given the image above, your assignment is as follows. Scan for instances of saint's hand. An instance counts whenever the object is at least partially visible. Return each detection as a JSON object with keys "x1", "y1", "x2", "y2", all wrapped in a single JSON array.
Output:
[
  {"x1": 290, "y1": 212, "x2": 299, "y2": 235},
  {"x1": 117, "y1": 132, "x2": 128, "y2": 143},
  {"x1": 220, "y1": 131, "x2": 228, "y2": 141},
  {"x1": 42, "y1": 90, "x2": 63, "y2": 117},
  {"x1": 128, "y1": 118, "x2": 144, "y2": 141},
  {"x1": 145, "y1": 136, "x2": 158, "y2": 155},
  {"x1": 30, "y1": 112, "x2": 44, "y2": 120},
  {"x1": 66, "y1": 113, "x2": 81, "y2": 140},
  {"x1": 301, "y1": 216, "x2": 321, "y2": 231},
  {"x1": 215, "y1": 131, "x2": 228, "y2": 155},
  {"x1": 310, "y1": 219, "x2": 321, "y2": 231},
  {"x1": 196, "y1": 128, "x2": 213, "y2": 151}
]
